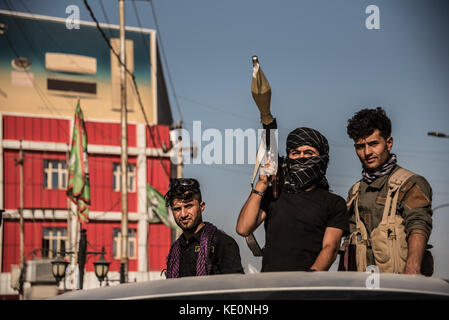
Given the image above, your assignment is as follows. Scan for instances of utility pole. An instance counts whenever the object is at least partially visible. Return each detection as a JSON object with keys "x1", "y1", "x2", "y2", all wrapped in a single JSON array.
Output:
[
  {"x1": 174, "y1": 122, "x2": 197, "y2": 179},
  {"x1": 119, "y1": 0, "x2": 129, "y2": 284},
  {"x1": 173, "y1": 122, "x2": 197, "y2": 240},
  {"x1": 175, "y1": 132, "x2": 183, "y2": 240}
]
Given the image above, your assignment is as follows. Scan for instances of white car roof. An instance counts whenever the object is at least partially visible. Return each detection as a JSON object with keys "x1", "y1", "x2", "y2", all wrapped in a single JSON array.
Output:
[{"x1": 50, "y1": 271, "x2": 449, "y2": 300}]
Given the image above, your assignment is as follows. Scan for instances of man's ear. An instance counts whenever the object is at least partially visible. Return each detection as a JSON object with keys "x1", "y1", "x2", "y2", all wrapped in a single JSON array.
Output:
[
  {"x1": 199, "y1": 201, "x2": 206, "y2": 212},
  {"x1": 386, "y1": 136, "x2": 393, "y2": 151}
]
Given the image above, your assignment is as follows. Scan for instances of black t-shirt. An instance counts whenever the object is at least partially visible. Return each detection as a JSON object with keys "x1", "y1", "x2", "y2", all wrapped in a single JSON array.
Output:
[
  {"x1": 178, "y1": 224, "x2": 244, "y2": 277},
  {"x1": 260, "y1": 186, "x2": 348, "y2": 272}
]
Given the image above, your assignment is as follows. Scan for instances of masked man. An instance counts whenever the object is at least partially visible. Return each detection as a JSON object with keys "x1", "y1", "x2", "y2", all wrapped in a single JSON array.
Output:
[
  {"x1": 165, "y1": 178, "x2": 244, "y2": 278},
  {"x1": 343, "y1": 107, "x2": 433, "y2": 275},
  {"x1": 237, "y1": 127, "x2": 349, "y2": 272}
]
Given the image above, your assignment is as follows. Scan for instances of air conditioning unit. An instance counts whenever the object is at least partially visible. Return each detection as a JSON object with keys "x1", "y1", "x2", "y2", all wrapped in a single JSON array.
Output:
[
  {"x1": 45, "y1": 52, "x2": 97, "y2": 74},
  {"x1": 25, "y1": 259, "x2": 56, "y2": 284}
]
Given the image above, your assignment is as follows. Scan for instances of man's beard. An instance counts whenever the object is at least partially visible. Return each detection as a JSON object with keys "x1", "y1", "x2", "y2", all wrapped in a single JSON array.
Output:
[{"x1": 176, "y1": 210, "x2": 202, "y2": 232}]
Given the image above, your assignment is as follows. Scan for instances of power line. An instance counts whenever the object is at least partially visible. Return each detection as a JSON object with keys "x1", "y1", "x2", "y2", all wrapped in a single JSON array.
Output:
[
  {"x1": 145, "y1": 0, "x2": 183, "y2": 122},
  {"x1": 2, "y1": 9, "x2": 167, "y2": 198},
  {"x1": 4, "y1": 1, "x2": 134, "y2": 150},
  {"x1": 99, "y1": 0, "x2": 114, "y2": 39},
  {"x1": 83, "y1": 0, "x2": 171, "y2": 179},
  {"x1": 12, "y1": 0, "x2": 160, "y2": 156},
  {"x1": 3, "y1": 28, "x2": 159, "y2": 186},
  {"x1": 131, "y1": 0, "x2": 173, "y2": 166},
  {"x1": 83, "y1": 0, "x2": 150, "y2": 125},
  {"x1": 4, "y1": 1, "x2": 113, "y2": 147}
]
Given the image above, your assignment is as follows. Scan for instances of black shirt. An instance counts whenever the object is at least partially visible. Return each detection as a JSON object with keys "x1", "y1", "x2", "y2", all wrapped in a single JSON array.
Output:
[
  {"x1": 260, "y1": 187, "x2": 348, "y2": 272},
  {"x1": 178, "y1": 224, "x2": 244, "y2": 277}
]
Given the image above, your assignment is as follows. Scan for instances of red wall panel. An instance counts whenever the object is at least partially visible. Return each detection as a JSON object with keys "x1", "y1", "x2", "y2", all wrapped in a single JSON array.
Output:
[
  {"x1": 3, "y1": 151, "x2": 19, "y2": 210},
  {"x1": 4, "y1": 151, "x2": 67, "y2": 209},
  {"x1": 146, "y1": 125, "x2": 170, "y2": 149},
  {"x1": 147, "y1": 158, "x2": 171, "y2": 195},
  {"x1": 148, "y1": 223, "x2": 171, "y2": 271},
  {"x1": 146, "y1": 157, "x2": 171, "y2": 271},
  {"x1": 85, "y1": 121, "x2": 136, "y2": 147},
  {"x1": 89, "y1": 155, "x2": 137, "y2": 213},
  {"x1": 2, "y1": 115, "x2": 172, "y2": 274},
  {"x1": 3, "y1": 115, "x2": 70, "y2": 143}
]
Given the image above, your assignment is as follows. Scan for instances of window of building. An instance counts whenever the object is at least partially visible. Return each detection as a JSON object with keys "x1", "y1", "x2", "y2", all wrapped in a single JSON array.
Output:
[
  {"x1": 112, "y1": 229, "x2": 137, "y2": 260},
  {"x1": 42, "y1": 228, "x2": 67, "y2": 258},
  {"x1": 112, "y1": 163, "x2": 136, "y2": 192},
  {"x1": 44, "y1": 159, "x2": 67, "y2": 190}
]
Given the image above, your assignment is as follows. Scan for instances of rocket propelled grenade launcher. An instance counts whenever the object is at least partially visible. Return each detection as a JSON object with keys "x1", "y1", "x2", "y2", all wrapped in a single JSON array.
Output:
[
  {"x1": 251, "y1": 56, "x2": 274, "y2": 126},
  {"x1": 250, "y1": 56, "x2": 281, "y2": 198},
  {"x1": 246, "y1": 56, "x2": 284, "y2": 257}
]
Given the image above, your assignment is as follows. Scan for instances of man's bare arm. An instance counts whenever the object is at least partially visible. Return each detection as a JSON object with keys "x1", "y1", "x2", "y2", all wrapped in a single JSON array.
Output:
[
  {"x1": 236, "y1": 180, "x2": 268, "y2": 237},
  {"x1": 404, "y1": 231, "x2": 427, "y2": 275},
  {"x1": 310, "y1": 227, "x2": 343, "y2": 271}
]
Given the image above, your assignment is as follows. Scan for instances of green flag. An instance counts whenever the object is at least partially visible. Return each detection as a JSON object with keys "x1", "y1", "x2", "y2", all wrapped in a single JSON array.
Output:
[
  {"x1": 67, "y1": 100, "x2": 90, "y2": 223},
  {"x1": 147, "y1": 184, "x2": 178, "y2": 229}
]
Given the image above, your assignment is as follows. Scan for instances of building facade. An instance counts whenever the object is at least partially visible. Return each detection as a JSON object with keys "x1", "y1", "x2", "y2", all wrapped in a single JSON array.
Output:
[{"x1": 0, "y1": 10, "x2": 175, "y2": 298}]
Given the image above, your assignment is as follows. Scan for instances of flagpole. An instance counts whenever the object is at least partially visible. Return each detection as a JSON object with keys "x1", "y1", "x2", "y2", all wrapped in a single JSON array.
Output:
[
  {"x1": 65, "y1": 144, "x2": 74, "y2": 291},
  {"x1": 119, "y1": 0, "x2": 129, "y2": 284},
  {"x1": 74, "y1": 209, "x2": 80, "y2": 289},
  {"x1": 67, "y1": 97, "x2": 91, "y2": 289}
]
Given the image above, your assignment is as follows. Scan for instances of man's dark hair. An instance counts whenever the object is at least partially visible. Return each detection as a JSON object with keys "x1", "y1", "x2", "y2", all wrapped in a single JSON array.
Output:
[
  {"x1": 164, "y1": 183, "x2": 202, "y2": 207},
  {"x1": 347, "y1": 107, "x2": 392, "y2": 141}
]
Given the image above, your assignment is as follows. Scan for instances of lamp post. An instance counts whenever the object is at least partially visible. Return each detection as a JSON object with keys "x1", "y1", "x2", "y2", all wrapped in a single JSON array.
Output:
[
  {"x1": 428, "y1": 131, "x2": 449, "y2": 138},
  {"x1": 51, "y1": 230, "x2": 110, "y2": 290}
]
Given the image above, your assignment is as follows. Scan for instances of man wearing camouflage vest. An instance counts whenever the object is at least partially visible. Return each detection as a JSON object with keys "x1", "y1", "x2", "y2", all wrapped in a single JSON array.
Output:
[{"x1": 342, "y1": 107, "x2": 433, "y2": 275}]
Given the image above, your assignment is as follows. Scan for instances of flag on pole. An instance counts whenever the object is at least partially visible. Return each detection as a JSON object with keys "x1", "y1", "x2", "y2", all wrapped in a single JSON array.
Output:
[
  {"x1": 67, "y1": 100, "x2": 90, "y2": 223},
  {"x1": 147, "y1": 184, "x2": 178, "y2": 230}
]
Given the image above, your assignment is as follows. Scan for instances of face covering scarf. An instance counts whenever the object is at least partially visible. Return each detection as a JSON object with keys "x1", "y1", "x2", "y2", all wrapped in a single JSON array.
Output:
[
  {"x1": 362, "y1": 153, "x2": 397, "y2": 184},
  {"x1": 283, "y1": 127, "x2": 330, "y2": 193}
]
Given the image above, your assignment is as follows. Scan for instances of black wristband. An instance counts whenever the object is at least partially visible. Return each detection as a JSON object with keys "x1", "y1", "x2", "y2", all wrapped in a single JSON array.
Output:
[{"x1": 251, "y1": 188, "x2": 264, "y2": 197}]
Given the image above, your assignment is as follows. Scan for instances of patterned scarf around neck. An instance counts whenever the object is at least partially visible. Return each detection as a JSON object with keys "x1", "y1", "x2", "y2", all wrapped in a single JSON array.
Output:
[
  {"x1": 362, "y1": 153, "x2": 397, "y2": 184},
  {"x1": 166, "y1": 222, "x2": 218, "y2": 278}
]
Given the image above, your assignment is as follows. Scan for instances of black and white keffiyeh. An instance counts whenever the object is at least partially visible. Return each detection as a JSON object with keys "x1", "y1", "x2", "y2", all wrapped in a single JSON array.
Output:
[{"x1": 283, "y1": 127, "x2": 330, "y2": 192}]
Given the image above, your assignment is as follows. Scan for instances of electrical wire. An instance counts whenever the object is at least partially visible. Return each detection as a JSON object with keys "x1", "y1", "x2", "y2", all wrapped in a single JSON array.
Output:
[
  {"x1": 6, "y1": 2, "x2": 171, "y2": 182},
  {"x1": 83, "y1": 0, "x2": 172, "y2": 179},
  {"x1": 145, "y1": 0, "x2": 183, "y2": 122},
  {"x1": 99, "y1": 0, "x2": 115, "y2": 39}
]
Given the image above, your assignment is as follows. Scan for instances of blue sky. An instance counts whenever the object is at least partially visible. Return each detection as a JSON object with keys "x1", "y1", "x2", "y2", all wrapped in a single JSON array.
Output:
[{"x1": 2, "y1": 0, "x2": 448, "y2": 278}]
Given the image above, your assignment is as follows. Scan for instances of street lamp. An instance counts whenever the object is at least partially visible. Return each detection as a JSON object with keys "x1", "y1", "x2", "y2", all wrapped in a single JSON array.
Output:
[
  {"x1": 93, "y1": 247, "x2": 110, "y2": 286},
  {"x1": 51, "y1": 230, "x2": 111, "y2": 289},
  {"x1": 428, "y1": 131, "x2": 449, "y2": 138},
  {"x1": 51, "y1": 248, "x2": 111, "y2": 288},
  {"x1": 51, "y1": 255, "x2": 69, "y2": 286}
]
